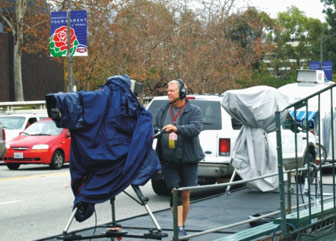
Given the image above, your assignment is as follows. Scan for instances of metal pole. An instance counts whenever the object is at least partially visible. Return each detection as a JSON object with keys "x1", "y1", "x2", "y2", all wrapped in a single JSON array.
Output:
[
  {"x1": 225, "y1": 169, "x2": 237, "y2": 194},
  {"x1": 172, "y1": 189, "x2": 178, "y2": 241},
  {"x1": 320, "y1": 35, "x2": 323, "y2": 69},
  {"x1": 110, "y1": 198, "x2": 116, "y2": 227},
  {"x1": 63, "y1": 207, "x2": 78, "y2": 234},
  {"x1": 143, "y1": 204, "x2": 162, "y2": 231},
  {"x1": 275, "y1": 111, "x2": 288, "y2": 236},
  {"x1": 286, "y1": 171, "x2": 291, "y2": 214},
  {"x1": 67, "y1": 0, "x2": 73, "y2": 92}
]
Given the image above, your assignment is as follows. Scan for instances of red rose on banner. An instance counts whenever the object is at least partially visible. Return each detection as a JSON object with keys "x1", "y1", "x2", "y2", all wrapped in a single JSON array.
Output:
[{"x1": 52, "y1": 26, "x2": 77, "y2": 51}]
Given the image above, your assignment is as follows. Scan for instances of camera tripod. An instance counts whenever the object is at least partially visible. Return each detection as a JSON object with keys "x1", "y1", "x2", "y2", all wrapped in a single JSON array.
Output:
[{"x1": 57, "y1": 185, "x2": 168, "y2": 240}]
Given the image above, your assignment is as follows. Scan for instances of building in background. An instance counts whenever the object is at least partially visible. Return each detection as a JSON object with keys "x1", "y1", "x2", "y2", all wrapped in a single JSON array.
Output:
[{"x1": 0, "y1": 1, "x2": 64, "y2": 102}]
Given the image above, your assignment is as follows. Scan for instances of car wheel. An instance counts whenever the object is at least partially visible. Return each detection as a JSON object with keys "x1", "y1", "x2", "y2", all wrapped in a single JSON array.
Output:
[
  {"x1": 6, "y1": 163, "x2": 20, "y2": 170},
  {"x1": 50, "y1": 150, "x2": 64, "y2": 169},
  {"x1": 151, "y1": 173, "x2": 169, "y2": 196}
]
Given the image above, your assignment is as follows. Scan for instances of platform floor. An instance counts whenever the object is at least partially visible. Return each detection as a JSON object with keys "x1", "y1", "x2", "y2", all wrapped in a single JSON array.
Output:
[{"x1": 38, "y1": 184, "x2": 335, "y2": 241}]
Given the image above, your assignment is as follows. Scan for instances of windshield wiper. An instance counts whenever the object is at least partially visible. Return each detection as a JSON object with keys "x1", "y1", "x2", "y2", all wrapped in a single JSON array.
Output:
[
  {"x1": 22, "y1": 132, "x2": 30, "y2": 135},
  {"x1": 30, "y1": 133, "x2": 51, "y2": 136},
  {"x1": 2, "y1": 125, "x2": 14, "y2": 130}
]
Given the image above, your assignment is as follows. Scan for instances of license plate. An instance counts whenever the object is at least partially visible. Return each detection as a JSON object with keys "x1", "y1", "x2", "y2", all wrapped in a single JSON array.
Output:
[{"x1": 14, "y1": 152, "x2": 23, "y2": 159}]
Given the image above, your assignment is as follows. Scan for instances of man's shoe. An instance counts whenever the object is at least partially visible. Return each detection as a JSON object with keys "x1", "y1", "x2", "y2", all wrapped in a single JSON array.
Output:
[
  {"x1": 178, "y1": 226, "x2": 187, "y2": 237},
  {"x1": 170, "y1": 226, "x2": 189, "y2": 241}
]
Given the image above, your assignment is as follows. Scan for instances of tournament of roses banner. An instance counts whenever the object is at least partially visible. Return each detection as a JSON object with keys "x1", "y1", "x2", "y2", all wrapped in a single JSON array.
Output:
[{"x1": 50, "y1": 10, "x2": 88, "y2": 57}]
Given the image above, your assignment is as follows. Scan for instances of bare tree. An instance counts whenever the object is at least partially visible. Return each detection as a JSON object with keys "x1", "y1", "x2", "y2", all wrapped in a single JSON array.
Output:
[
  {"x1": 0, "y1": 0, "x2": 27, "y2": 100},
  {"x1": 1, "y1": 0, "x2": 50, "y2": 101}
]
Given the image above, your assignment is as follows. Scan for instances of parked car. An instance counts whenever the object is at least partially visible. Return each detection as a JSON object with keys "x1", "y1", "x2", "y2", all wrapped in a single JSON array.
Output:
[
  {"x1": 3, "y1": 118, "x2": 71, "y2": 170},
  {"x1": 147, "y1": 95, "x2": 316, "y2": 195},
  {"x1": 0, "y1": 112, "x2": 48, "y2": 142},
  {"x1": 0, "y1": 121, "x2": 5, "y2": 159}
]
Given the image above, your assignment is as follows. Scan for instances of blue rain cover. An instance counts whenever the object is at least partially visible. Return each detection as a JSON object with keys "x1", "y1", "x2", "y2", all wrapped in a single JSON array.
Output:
[{"x1": 46, "y1": 75, "x2": 161, "y2": 206}]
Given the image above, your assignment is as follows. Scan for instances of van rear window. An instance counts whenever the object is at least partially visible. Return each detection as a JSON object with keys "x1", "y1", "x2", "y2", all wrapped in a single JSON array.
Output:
[{"x1": 147, "y1": 99, "x2": 222, "y2": 130}]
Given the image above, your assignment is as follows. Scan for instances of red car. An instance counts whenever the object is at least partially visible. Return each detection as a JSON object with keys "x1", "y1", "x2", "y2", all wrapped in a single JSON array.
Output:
[{"x1": 3, "y1": 118, "x2": 71, "y2": 170}]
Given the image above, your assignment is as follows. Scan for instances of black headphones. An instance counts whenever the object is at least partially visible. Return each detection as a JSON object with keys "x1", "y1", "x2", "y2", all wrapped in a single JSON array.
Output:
[{"x1": 176, "y1": 79, "x2": 187, "y2": 99}]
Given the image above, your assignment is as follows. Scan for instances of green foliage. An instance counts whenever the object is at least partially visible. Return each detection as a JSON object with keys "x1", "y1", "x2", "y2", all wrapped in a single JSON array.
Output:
[
  {"x1": 251, "y1": 69, "x2": 297, "y2": 88},
  {"x1": 263, "y1": 6, "x2": 325, "y2": 83},
  {"x1": 320, "y1": 0, "x2": 336, "y2": 73}
]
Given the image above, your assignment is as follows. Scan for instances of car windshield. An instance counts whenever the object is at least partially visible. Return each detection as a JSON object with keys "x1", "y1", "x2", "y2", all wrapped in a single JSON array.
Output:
[
  {"x1": 147, "y1": 99, "x2": 222, "y2": 130},
  {"x1": 23, "y1": 121, "x2": 63, "y2": 136},
  {"x1": 0, "y1": 116, "x2": 25, "y2": 130}
]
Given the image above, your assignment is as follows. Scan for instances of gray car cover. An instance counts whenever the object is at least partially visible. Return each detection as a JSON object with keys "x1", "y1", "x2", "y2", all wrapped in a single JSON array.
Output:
[{"x1": 222, "y1": 86, "x2": 289, "y2": 192}]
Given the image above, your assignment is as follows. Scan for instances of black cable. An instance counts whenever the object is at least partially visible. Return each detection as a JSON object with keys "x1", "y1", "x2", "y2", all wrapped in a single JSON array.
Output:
[
  {"x1": 296, "y1": 173, "x2": 306, "y2": 208},
  {"x1": 271, "y1": 222, "x2": 301, "y2": 241}
]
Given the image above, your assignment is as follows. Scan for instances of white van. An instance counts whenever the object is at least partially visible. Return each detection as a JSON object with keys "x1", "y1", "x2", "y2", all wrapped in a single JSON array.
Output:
[
  {"x1": 277, "y1": 69, "x2": 336, "y2": 163},
  {"x1": 147, "y1": 95, "x2": 238, "y2": 194},
  {"x1": 0, "y1": 112, "x2": 49, "y2": 142},
  {"x1": 147, "y1": 94, "x2": 315, "y2": 194}
]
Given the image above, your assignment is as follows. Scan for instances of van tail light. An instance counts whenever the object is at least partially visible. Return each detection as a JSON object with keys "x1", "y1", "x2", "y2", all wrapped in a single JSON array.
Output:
[
  {"x1": 2, "y1": 129, "x2": 5, "y2": 141},
  {"x1": 219, "y1": 138, "x2": 230, "y2": 156}
]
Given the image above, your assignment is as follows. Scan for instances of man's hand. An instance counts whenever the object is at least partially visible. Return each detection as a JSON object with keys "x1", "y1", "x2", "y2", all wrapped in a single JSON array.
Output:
[{"x1": 162, "y1": 124, "x2": 177, "y2": 133}]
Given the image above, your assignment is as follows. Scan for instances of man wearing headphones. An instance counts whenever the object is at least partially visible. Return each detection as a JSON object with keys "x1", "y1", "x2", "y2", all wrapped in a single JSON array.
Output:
[{"x1": 155, "y1": 79, "x2": 204, "y2": 238}]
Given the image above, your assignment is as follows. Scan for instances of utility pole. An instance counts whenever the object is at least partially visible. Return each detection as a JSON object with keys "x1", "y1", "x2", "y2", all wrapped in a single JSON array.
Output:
[{"x1": 67, "y1": 0, "x2": 75, "y2": 92}]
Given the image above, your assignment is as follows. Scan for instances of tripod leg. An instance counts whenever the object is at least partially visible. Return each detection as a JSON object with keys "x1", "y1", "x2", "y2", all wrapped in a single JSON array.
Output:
[
  {"x1": 110, "y1": 198, "x2": 117, "y2": 227},
  {"x1": 225, "y1": 170, "x2": 237, "y2": 194},
  {"x1": 63, "y1": 207, "x2": 78, "y2": 234},
  {"x1": 132, "y1": 185, "x2": 162, "y2": 231}
]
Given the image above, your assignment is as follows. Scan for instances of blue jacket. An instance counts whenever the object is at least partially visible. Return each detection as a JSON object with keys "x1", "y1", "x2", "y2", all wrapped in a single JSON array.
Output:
[
  {"x1": 155, "y1": 100, "x2": 205, "y2": 163},
  {"x1": 46, "y1": 75, "x2": 161, "y2": 206}
]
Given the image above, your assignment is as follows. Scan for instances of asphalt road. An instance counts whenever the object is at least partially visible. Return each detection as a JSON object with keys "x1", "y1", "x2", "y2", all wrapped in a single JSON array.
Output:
[
  {"x1": 3, "y1": 162, "x2": 332, "y2": 241},
  {"x1": 0, "y1": 163, "x2": 169, "y2": 241}
]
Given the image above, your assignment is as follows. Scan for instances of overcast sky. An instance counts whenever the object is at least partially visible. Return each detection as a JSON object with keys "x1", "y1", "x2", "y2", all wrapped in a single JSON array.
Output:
[{"x1": 236, "y1": 0, "x2": 326, "y2": 22}]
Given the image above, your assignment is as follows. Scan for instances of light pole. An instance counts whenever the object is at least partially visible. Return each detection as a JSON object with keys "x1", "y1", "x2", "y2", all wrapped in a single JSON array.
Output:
[
  {"x1": 67, "y1": 0, "x2": 75, "y2": 92},
  {"x1": 320, "y1": 35, "x2": 323, "y2": 69},
  {"x1": 320, "y1": 33, "x2": 336, "y2": 68}
]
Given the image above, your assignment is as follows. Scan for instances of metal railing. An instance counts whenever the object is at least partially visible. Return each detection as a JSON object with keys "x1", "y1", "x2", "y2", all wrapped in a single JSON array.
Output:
[
  {"x1": 169, "y1": 83, "x2": 336, "y2": 241},
  {"x1": 171, "y1": 172, "x2": 280, "y2": 240},
  {"x1": 0, "y1": 100, "x2": 46, "y2": 112},
  {"x1": 275, "y1": 82, "x2": 336, "y2": 240},
  {"x1": 170, "y1": 165, "x2": 336, "y2": 240},
  {"x1": 0, "y1": 97, "x2": 153, "y2": 113}
]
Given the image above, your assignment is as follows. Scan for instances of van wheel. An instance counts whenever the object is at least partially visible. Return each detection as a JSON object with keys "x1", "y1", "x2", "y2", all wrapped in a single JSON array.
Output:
[
  {"x1": 6, "y1": 163, "x2": 20, "y2": 170},
  {"x1": 297, "y1": 145, "x2": 316, "y2": 184},
  {"x1": 315, "y1": 143, "x2": 326, "y2": 165},
  {"x1": 151, "y1": 173, "x2": 169, "y2": 196},
  {"x1": 50, "y1": 150, "x2": 64, "y2": 169}
]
